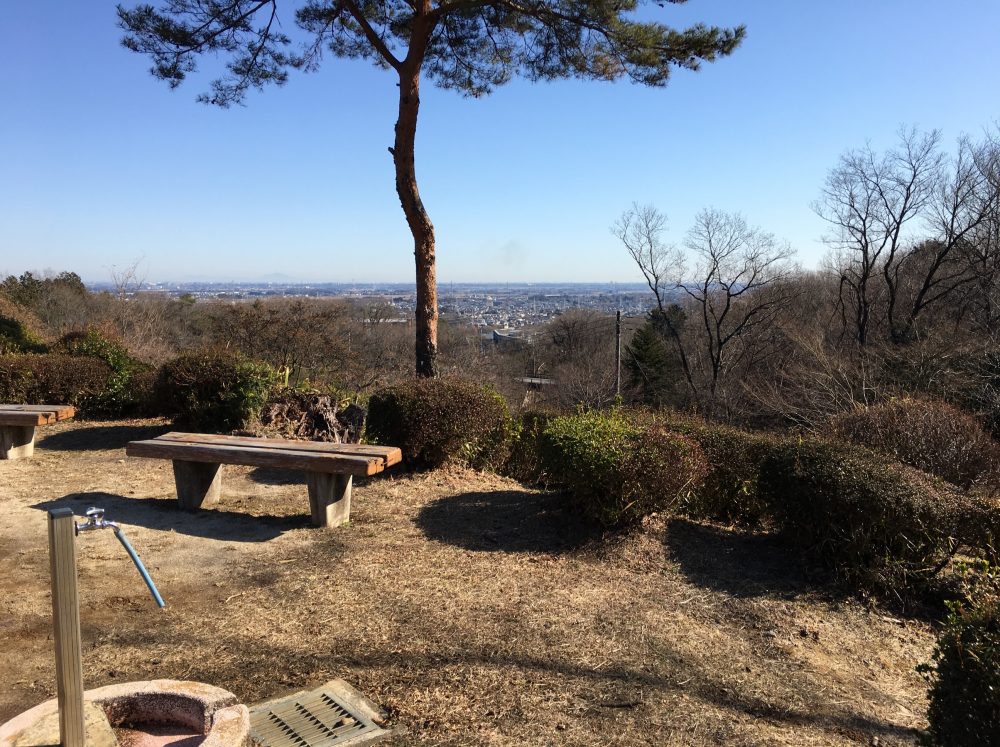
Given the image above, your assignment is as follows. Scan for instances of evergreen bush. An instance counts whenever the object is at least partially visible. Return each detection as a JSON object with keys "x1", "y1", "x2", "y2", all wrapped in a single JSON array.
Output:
[
  {"x1": 503, "y1": 408, "x2": 557, "y2": 484},
  {"x1": 56, "y1": 329, "x2": 150, "y2": 416},
  {"x1": 654, "y1": 412, "x2": 781, "y2": 527},
  {"x1": 758, "y1": 438, "x2": 973, "y2": 598},
  {"x1": 921, "y1": 563, "x2": 1000, "y2": 746},
  {"x1": 0, "y1": 354, "x2": 113, "y2": 413},
  {"x1": 366, "y1": 378, "x2": 512, "y2": 470},
  {"x1": 539, "y1": 410, "x2": 708, "y2": 528},
  {"x1": 156, "y1": 352, "x2": 277, "y2": 432}
]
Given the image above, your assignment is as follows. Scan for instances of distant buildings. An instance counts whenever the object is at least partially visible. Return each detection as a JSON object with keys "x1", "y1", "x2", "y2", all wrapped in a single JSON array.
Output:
[{"x1": 87, "y1": 280, "x2": 654, "y2": 331}]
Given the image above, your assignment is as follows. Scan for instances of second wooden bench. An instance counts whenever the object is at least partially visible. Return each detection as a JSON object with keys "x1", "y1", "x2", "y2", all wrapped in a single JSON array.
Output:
[
  {"x1": 125, "y1": 432, "x2": 402, "y2": 527},
  {"x1": 0, "y1": 404, "x2": 75, "y2": 460}
]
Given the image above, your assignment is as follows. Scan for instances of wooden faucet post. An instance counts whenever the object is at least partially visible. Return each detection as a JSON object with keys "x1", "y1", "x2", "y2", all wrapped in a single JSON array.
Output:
[{"x1": 48, "y1": 508, "x2": 85, "y2": 747}]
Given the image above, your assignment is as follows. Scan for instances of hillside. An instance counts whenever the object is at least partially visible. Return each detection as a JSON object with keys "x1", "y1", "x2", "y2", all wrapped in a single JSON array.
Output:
[{"x1": 0, "y1": 418, "x2": 934, "y2": 746}]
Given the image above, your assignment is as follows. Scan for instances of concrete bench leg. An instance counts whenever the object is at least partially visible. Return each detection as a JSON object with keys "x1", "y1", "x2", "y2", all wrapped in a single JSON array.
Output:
[
  {"x1": 172, "y1": 460, "x2": 222, "y2": 510},
  {"x1": 306, "y1": 474, "x2": 352, "y2": 528},
  {"x1": 0, "y1": 425, "x2": 36, "y2": 460}
]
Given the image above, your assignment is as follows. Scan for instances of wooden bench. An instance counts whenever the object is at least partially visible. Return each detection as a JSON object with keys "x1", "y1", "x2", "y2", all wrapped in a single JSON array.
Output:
[
  {"x1": 125, "y1": 432, "x2": 402, "y2": 528},
  {"x1": 0, "y1": 404, "x2": 75, "y2": 460}
]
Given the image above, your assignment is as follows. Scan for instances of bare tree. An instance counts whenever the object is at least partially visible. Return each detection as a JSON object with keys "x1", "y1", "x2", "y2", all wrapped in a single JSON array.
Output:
[
  {"x1": 814, "y1": 127, "x2": 942, "y2": 346},
  {"x1": 894, "y1": 135, "x2": 1000, "y2": 340},
  {"x1": 210, "y1": 298, "x2": 351, "y2": 385},
  {"x1": 543, "y1": 310, "x2": 618, "y2": 409},
  {"x1": 751, "y1": 327, "x2": 882, "y2": 430},
  {"x1": 616, "y1": 205, "x2": 796, "y2": 419},
  {"x1": 816, "y1": 128, "x2": 1000, "y2": 345},
  {"x1": 680, "y1": 209, "x2": 796, "y2": 417},
  {"x1": 345, "y1": 301, "x2": 413, "y2": 392},
  {"x1": 956, "y1": 131, "x2": 1000, "y2": 336},
  {"x1": 108, "y1": 259, "x2": 174, "y2": 362},
  {"x1": 612, "y1": 203, "x2": 697, "y2": 403}
]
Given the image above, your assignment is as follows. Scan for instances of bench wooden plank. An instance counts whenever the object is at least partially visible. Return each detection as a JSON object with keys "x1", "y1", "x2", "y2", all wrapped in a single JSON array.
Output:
[
  {"x1": 126, "y1": 439, "x2": 388, "y2": 476},
  {"x1": 0, "y1": 412, "x2": 55, "y2": 426},
  {"x1": 0, "y1": 404, "x2": 75, "y2": 417},
  {"x1": 155, "y1": 432, "x2": 401, "y2": 465}
]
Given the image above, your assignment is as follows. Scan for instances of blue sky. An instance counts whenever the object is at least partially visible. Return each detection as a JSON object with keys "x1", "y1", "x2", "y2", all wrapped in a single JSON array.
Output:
[{"x1": 2, "y1": 1, "x2": 999, "y2": 283}]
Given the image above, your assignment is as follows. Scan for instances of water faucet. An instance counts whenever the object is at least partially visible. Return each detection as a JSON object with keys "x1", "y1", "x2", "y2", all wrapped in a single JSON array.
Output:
[{"x1": 75, "y1": 506, "x2": 118, "y2": 534}]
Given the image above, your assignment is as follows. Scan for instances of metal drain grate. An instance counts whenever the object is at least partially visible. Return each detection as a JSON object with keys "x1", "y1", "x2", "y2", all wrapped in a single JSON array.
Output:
[{"x1": 251, "y1": 688, "x2": 382, "y2": 747}]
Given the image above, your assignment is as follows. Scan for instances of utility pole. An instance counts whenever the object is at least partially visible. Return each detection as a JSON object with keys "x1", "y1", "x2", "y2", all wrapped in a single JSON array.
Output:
[{"x1": 615, "y1": 309, "x2": 622, "y2": 398}]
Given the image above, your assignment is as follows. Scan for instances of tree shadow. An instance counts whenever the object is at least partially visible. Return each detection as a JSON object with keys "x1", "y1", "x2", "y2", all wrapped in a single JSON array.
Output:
[
  {"x1": 666, "y1": 518, "x2": 953, "y2": 621},
  {"x1": 38, "y1": 424, "x2": 172, "y2": 452},
  {"x1": 415, "y1": 489, "x2": 599, "y2": 553},
  {"x1": 157, "y1": 627, "x2": 924, "y2": 745},
  {"x1": 31, "y1": 492, "x2": 310, "y2": 542},
  {"x1": 664, "y1": 518, "x2": 818, "y2": 599}
]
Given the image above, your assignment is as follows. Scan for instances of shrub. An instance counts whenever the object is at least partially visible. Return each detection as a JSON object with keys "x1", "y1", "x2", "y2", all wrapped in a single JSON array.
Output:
[
  {"x1": 921, "y1": 563, "x2": 1000, "y2": 746},
  {"x1": 0, "y1": 354, "x2": 113, "y2": 413},
  {"x1": 940, "y1": 349, "x2": 1000, "y2": 440},
  {"x1": 55, "y1": 329, "x2": 150, "y2": 416},
  {"x1": 828, "y1": 398, "x2": 1000, "y2": 489},
  {"x1": 156, "y1": 352, "x2": 277, "y2": 432},
  {"x1": 0, "y1": 316, "x2": 46, "y2": 354},
  {"x1": 655, "y1": 413, "x2": 781, "y2": 527},
  {"x1": 128, "y1": 367, "x2": 161, "y2": 417},
  {"x1": 0, "y1": 356, "x2": 32, "y2": 401},
  {"x1": 758, "y1": 438, "x2": 973, "y2": 597},
  {"x1": 539, "y1": 410, "x2": 708, "y2": 528},
  {"x1": 0, "y1": 297, "x2": 47, "y2": 354},
  {"x1": 503, "y1": 408, "x2": 557, "y2": 484},
  {"x1": 366, "y1": 378, "x2": 511, "y2": 470}
]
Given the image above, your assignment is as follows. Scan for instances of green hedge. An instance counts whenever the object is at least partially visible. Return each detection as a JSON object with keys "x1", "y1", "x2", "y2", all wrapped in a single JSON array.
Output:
[
  {"x1": 156, "y1": 352, "x2": 277, "y2": 432},
  {"x1": 55, "y1": 329, "x2": 150, "y2": 416},
  {"x1": 539, "y1": 410, "x2": 708, "y2": 528},
  {"x1": 653, "y1": 413, "x2": 781, "y2": 527},
  {"x1": 922, "y1": 567, "x2": 1000, "y2": 747},
  {"x1": 0, "y1": 354, "x2": 114, "y2": 413},
  {"x1": 758, "y1": 439, "x2": 975, "y2": 597},
  {"x1": 366, "y1": 378, "x2": 511, "y2": 470},
  {"x1": 503, "y1": 408, "x2": 557, "y2": 484}
]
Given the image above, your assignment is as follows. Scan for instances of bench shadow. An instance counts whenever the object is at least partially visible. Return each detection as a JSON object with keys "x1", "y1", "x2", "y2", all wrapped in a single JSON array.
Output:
[
  {"x1": 248, "y1": 467, "x2": 381, "y2": 488},
  {"x1": 415, "y1": 489, "x2": 599, "y2": 554},
  {"x1": 31, "y1": 492, "x2": 310, "y2": 542},
  {"x1": 38, "y1": 424, "x2": 172, "y2": 452},
  {"x1": 247, "y1": 466, "x2": 301, "y2": 485},
  {"x1": 665, "y1": 518, "x2": 815, "y2": 599}
]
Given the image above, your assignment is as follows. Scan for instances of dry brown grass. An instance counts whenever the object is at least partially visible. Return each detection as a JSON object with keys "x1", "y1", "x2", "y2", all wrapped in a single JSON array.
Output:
[{"x1": 0, "y1": 419, "x2": 934, "y2": 745}]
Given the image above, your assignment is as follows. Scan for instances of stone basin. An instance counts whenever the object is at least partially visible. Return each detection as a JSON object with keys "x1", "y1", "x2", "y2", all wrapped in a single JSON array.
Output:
[{"x1": 0, "y1": 680, "x2": 250, "y2": 747}]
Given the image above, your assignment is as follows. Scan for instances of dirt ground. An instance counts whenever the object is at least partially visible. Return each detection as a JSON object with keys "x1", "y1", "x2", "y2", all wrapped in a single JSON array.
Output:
[{"x1": 0, "y1": 418, "x2": 936, "y2": 746}]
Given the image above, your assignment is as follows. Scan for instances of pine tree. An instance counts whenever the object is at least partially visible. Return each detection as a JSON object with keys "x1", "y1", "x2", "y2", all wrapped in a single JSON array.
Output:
[
  {"x1": 118, "y1": 1, "x2": 745, "y2": 376},
  {"x1": 625, "y1": 307, "x2": 686, "y2": 407}
]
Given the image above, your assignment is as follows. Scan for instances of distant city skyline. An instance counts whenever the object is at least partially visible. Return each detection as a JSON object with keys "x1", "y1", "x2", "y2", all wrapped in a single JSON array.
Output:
[{"x1": 3, "y1": 2, "x2": 999, "y2": 283}]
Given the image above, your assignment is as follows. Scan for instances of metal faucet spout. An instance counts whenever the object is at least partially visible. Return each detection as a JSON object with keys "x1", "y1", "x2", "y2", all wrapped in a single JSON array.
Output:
[{"x1": 75, "y1": 506, "x2": 118, "y2": 534}]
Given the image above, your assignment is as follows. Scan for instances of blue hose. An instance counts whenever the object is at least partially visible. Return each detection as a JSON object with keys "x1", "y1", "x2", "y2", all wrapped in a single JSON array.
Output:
[{"x1": 113, "y1": 528, "x2": 166, "y2": 608}]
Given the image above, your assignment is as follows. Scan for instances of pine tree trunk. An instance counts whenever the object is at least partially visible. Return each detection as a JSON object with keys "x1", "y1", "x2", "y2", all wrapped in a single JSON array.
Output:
[{"x1": 394, "y1": 60, "x2": 438, "y2": 377}]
